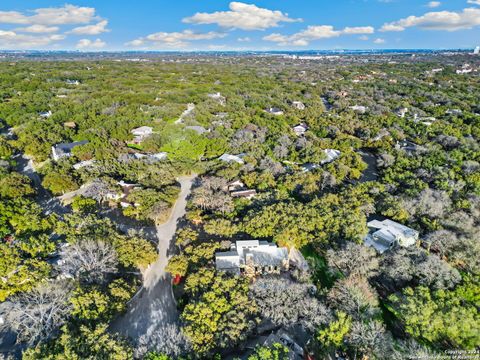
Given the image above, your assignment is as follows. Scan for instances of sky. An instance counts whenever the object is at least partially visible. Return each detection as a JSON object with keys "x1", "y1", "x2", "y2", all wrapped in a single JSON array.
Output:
[{"x1": 0, "y1": 0, "x2": 479, "y2": 51}]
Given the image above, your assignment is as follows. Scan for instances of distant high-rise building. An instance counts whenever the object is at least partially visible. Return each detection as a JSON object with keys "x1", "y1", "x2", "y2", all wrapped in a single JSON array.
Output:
[{"x1": 474, "y1": 46, "x2": 480, "y2": 55}]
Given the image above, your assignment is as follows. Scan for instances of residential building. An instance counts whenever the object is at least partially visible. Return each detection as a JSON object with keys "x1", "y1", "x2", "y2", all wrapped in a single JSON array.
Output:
[
  {"x1": 72, "y1": 159, "x2": 95, "y2": 170},
  {"x1": 207, "y1": 92, "x2": 226, "y2": 106},
  {"x1": 51, "y1": 140, "x2": 88, "y2": 161},
  {"x1": 227, "y1": 180, "x2": 245, "y2": 192},
  {"x1": 364, "y1": 219, "x2": 419, "y2": 254},
  {"x1": 215, "y1": 240, "x2": 289, "y2": 276},
  {"x1": 185, "y1": 125, "x2": 209, "y2": 134},
  {"x1": 63, "y1": 121, "x2": 77, "y2": 129},
  {"x1": 39, "y1": 110, "x2": 52, "y2": 118},
  {"x1": 130, "y1": 126, "x2": 153, "y2": 144},
  {"x1": 292, "y1": 123, "x2": 308, "y2": 137},
  {"x1": 263, "y1": 330, "x2": 304, "y2": 360},
  {"x1": 350, "y1": 105, "x2": 367, "y2": 114},
  {"x1": 291, "y1": 101, "x2": 305, "y2": 110},
  {"x1": 265, "y1": 107, "x2": 284, "y2": 116},
  {"x1": 301, "y1": 149, "x2": 341, "y2": 172},
  {"x1": 218, "y1": 153, "x2": 245, "y2": 164},
  {"x1": 395, "y1": 107, "x2": 408, "y2": 118},
  {"x1": 65, "y1": 79, "x2": 80, "y2": 85},
  {"x1": 231, "y1": 189, "x2": 257, "y2": 199}
]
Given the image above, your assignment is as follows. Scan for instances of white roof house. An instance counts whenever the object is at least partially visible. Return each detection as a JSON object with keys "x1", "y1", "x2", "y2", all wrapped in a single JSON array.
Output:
[
  {"x1": 51, "y1": 140, "x2": 89, "y2": 161},
  {"x1": 218, "y1": 153, "x2": 245, "y2": 164},
  {"x1": 364, "y1": 219, "x2": 419, "y2": 254},
  {"x1": 207, "y1": 92, "x2": 226, "y2": 106},
  {"x1": 350, "y1": 105, "x2": 367, "y2": 114},
  {"x1": 293, "y1": 123, "x2": 308, "y2": 137},
  {"x1": 292, "y1": 101, "x2": 305, "y2": 110},
  {"x1": 131, "y1": 126, "x2": 153, "y2": 137},
  {"x1": 301, "y1": 149, "x2": 341, "y2": 172},
  {"x1": 216, "y1": 240, "x2": 289, "y2": 275},
  {"x1": 39, "y1": 110, "x2": 52, "y2": 118},
  {"x1": 265, "y1": 107, "x2": 284, "y2": 116},
  {"x1": 72, "y1": 159, "x2": 96, "y2": 170}
]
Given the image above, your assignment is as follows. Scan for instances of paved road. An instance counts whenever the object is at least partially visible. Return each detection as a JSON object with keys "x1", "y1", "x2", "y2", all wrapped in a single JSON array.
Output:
[{"x1": 110, "y1": 174, "x2": 196, "y2": 342}]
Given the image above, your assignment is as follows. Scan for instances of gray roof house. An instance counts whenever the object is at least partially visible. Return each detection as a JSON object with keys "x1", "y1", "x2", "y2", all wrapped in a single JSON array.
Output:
[
  {"x1": 52, "y1": 140, "x2": 88, "y2": 161},
  {"x1": 216, "y1": 240, "x2": 289, "y2": 276},
  {"x1": 218, "y1": 153, "x2": 245, "y2": 164},
  {"x1": 364, "y1": 219, "x2": 419, "y2": 253}
]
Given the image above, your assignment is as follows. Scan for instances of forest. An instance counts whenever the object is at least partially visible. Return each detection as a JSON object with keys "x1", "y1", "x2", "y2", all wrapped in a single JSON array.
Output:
[{"x1": 0, "y1": 52, "x2": 479, "y2": 359}]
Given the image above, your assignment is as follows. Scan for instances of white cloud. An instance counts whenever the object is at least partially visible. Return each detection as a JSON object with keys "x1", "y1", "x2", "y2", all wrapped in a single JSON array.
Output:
[
  {"x1": 381, "y1": 7, "x2": 480, "y2": 32},
  {"x1": 427, "y1": 1, "x2": 441, "y2": 8},
  {"x1": 183, "y1": 2, "x2": 301, "y2": 30},
  {"x1": 467, "y1": 0, "x2": 480, "y2": 5},
  {"x1": 0, "y1": 4, "x2": 97, "y2": 26},
  {"x1": 237, "y1": 37, "x2": 251, "y2": 42},
  {"x1": 15, "y1": 25, "x2": 59, "y2": 33},
  {"x1": 127, "y1": 30, "x2": 227, "y2": 48},
  {"x1": 359, "y1": 35, "x2": 370, "y2": 41},
  {"x1": 0, "y1": 30, "x2": 65, "y2": 49},
  {"x1": 263, "y1": 25, "x2": 374, "y2": 46},
  {"x1": 342, "y1": 26, "x2": 375, "y2": 34},
  {"x1": 374, "y1": 38, "x2": 386, "y2": 44},
  {"x1": 76, "y1": 38, "x2": 106, "y2": 49},
  {"x1": 69, "y1": 20, "x2": 109, "y2": 35}
]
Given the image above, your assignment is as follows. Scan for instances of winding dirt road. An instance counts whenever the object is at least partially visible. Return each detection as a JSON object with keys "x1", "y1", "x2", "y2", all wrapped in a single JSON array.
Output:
[{"x1": 110, "y1": 174, "x2": 196, "y2": 341}]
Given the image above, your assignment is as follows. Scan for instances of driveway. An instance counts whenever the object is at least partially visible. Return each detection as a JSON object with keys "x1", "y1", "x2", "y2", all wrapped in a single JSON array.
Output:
[{"x1": 110, "y1": 174, "x2": 196, "y2": 342}]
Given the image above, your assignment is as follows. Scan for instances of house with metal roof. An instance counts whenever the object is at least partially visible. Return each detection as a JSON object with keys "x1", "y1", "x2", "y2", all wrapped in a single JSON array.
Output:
[
  {"x1": 215, "y1": 240, "x2": 289, "y2": 277},
  {"x1": 51, "y1": 140, "x2": 89, "y2": 161},
  {"x1": 364, "y1": 219, "x2": 419, "y2": 254}
]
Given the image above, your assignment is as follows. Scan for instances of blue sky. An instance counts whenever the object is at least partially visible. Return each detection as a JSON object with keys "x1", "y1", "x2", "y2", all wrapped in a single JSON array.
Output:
[{"x1": 0, "y1": 1, "x2": 479, "y2": 50}]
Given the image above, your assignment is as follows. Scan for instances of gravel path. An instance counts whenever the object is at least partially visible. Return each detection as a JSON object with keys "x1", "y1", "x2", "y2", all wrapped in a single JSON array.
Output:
[{"x1": 110, "y1": 174, "x2": 196, "y2": 341}]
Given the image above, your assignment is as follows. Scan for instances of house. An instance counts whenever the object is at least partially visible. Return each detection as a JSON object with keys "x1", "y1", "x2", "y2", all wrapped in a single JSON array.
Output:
[
  {"x1": 350, "y1": 105, "x2": 367, "y2": 114},
  {"x1": 322, "y1": 149, "x2": 341, "y2": 164},
  {"x1": 39, "y1": 110, "x2": 52, "y2": 118},
  {"x1": 265, "y1": 107, "x2": 284, "y2": 116},
  {"x1": 218, "y1": 153, "x2": 245, "y2": 164},
  {"x1": 63, "y1": 121, "x2": 77, "y2": 129},
  {"x1": 263, "y1": 330, "x2": 304, "y2": 360},
  {"x1": 474, "y1": 46, "x2": 480, "y2": 55},
  {"x1": 364, "y1": 219, "x2": 419, "y2": 254},
  {"x1": 395, "y1": 107, "x2": 408, "y2": 118},
  {"x1": 215, "y1": 240, "x2": 289, "y2": 276},
  {"x1": 207, "y1": 92, "x2": 226, "y2": 106},
  {"x1": 227, "y1": 180, "x2": 245, "y2": 192},
  {"x1": 185, "y1": 125, "x2": 209, "y2": 135},
  {"x1": 72, "y1": 159, "x2": 95, "y2": 170},
  {"x1": 65, "y1": 79, "x2": 80, "y2": 85},
  {"x1": 292, "y1": 123, "x2": 308, "y2": 137},
  {"x1": 51, "y1": 140, "x2": 88, "y2": 161},
  {"x1": 231, "y1": 189, "x2": 257, "y2": 199},
  {"x1": 301, "y1": 149, "x2": 341, "y2": 172},
  {"x1": 446, "y1": 109, "x2": 463, "y2": 116},
  {"x1": 395, "y1": 140, "x2": 425, "y2": 153},
  {"x1": 291, "y1": 101, "x2": 305, "y2": 110},
  {"x1": 130, "y1": 126, "x2": 153, "y2": 144}
]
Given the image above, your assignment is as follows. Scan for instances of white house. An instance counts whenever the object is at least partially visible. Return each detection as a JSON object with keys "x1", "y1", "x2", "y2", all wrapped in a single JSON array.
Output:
[
  {"x1": 52, "y1": 140, "x2": 89, "y2": 161},
  {"x1": 292, "y1": 101, "x2": 305, "y2": 110},
  {"x1": 292, "y1": 123, "x2": 308, "y2": 137},
  {"x1": 215, "y1": 240, "x2": 289, "y2": 276},
  {"x1": 207, "y1": 92, "x2": 226, "y2": 106},
  {"x1": 265, "y1": 107, "x2": 284, "y2": 116},
  {"x1": 350, "y1": 105, "x2": 367, "y2": 114},
  {"x1": 130, "y1": 126, "x2": 153, "y2": 144},
  {"x1": 218, "y1": 153, "x2": 245, "y2": 164},
  {"x1": 39, "y1": 110, "x2": 52, "y2": 118},
  {"x1": 364, "y1": 219, "x2": 419, "y2": 254}
]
